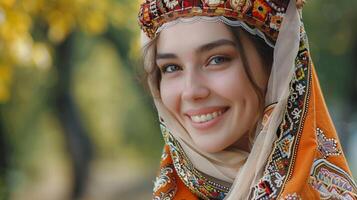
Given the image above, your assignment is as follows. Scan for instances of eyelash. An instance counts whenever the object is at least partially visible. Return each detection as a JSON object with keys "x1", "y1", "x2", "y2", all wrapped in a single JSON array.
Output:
[
  {"x1": 160, "y1": 55, "x2": 231, "y2": 74},
  {"x1": 208, "y1": 55, "x2": 231, "y2": 65},
  {"x1": 160, "y1": 64, "x2": 181, "y2": 74}
]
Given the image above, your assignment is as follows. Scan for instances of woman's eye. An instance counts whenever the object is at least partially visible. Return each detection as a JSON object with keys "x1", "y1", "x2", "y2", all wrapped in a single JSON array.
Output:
[
  {"x1": 161, "y1": 64, "x2": 181, "y2": 74},
  {"x1": 208, "y1": 56, "x2": 230, "y2": 65}
]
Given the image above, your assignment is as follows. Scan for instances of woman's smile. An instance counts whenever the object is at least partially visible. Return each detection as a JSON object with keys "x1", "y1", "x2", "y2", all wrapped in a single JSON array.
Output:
[{"x1": 185, "y1": 106, "x2": 230, "y2": 130}]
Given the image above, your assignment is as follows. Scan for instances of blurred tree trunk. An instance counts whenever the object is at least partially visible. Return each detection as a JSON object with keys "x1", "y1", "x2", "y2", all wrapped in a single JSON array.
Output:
[
  {"x1": 54, "y1": 34, "x2": 93, "y2": 200},
  {"x1": 0, "y1": 108, "x2": 9, "y2": 200},
  {"x1": 349, "y1": 40, "x2": 357, "y2": 116},
  {"x1": 104, "y1": 27, "x2": 150, "y2": 97},
  {"x1": 346, "y1": 40, "x2": 357, "y2": 140}
]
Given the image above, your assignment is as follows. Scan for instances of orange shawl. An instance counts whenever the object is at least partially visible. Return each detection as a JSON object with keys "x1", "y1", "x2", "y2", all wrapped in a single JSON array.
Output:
[
  {"x1": 153, "y1": 65, "x2": 357, "y2": 199},
  {"x1": 151, "y1": 28, "x2": 357, "y2": 200}
]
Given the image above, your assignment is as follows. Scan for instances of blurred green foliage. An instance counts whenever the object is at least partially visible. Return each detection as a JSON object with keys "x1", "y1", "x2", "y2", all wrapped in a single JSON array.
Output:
[
  {"x1": 0, "y1": 0, "x2": 161, "y2": 199},
  {"x1": 305, "y1": 0, "x2": 357, "y2": 101}
]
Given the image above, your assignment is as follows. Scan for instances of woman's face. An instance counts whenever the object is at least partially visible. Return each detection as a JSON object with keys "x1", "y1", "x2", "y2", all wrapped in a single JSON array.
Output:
[{"x1": 156, "y1": 21, "x2": 269, "y2": 153}]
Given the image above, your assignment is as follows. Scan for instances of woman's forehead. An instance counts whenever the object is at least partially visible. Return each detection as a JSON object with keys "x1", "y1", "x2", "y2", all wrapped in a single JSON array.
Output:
[{"x1": 157, "y1": 20, "x2": 235, "y2": 53}]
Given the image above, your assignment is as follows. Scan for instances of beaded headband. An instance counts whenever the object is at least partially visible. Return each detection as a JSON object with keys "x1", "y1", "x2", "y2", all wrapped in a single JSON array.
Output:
[{"x1": 138, "y1": 0, "x2": 290, "y2": 42}]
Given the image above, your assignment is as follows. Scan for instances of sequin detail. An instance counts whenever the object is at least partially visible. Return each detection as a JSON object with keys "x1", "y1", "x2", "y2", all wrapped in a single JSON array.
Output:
[{"x1": 280, "y1": 193, "x2": 301, "y2": 200}]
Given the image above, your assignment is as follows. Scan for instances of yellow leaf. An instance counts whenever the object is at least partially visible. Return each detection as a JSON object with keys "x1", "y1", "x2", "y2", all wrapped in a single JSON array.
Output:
[
  {"x1": 47, "y1": 10, "x2": 74, "y2": 43},
  {"x1": 0, "y1": 64, "x2": 12, "y2": 83},
  {"x1": 81, "y1": 10, "x2": 107, "y2": 35},
  {"x1": 32, "y1": 42, "x2": 52, "y2": 69},
  {"x1": 0, "y1": 0, "x2": 15, "y2": 8},
  {"x1": 0, "y1": 64, "x2": 12, "y2": 103},
  {"x1": 10, "y1": 34, "x2": 33, "y2": 65}
]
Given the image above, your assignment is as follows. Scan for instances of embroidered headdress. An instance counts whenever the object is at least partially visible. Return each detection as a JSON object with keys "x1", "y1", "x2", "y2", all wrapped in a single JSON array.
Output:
[
  {"x1": 138, "y1": 0, "x2": 288, "y2": 42},
  {"x1": 138, "y1": 1, "x2": 357, "y2": 199}
]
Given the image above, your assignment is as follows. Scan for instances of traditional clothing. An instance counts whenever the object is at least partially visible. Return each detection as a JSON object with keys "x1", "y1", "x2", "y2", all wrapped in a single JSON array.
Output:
[{"x1": 138, "y1": 0, "x2": 357, "y2": 199}]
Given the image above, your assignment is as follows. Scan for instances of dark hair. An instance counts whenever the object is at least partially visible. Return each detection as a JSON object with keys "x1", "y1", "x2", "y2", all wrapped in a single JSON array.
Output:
[
  {"x1": 142, "y1": 26, "x2": 274, "y2": 109},
  {"x1": 141, "y1": 36, "x2": 159, "y2": 94},
  {"x1": 228, "y1": 26, "x2": 274, "y2": 112}
]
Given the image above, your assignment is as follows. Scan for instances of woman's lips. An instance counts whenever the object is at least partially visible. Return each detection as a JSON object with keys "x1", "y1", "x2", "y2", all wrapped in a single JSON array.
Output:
[{"x1": 185, "y1": 107, "x2": 229, "y2": 130}]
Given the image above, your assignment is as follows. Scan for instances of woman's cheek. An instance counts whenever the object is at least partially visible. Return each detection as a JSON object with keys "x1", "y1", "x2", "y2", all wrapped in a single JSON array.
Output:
[
  {"x1": 160, "y1": 81, "x2": 181, "y2": 113},
  {"x1": 211, "y1": 66, "x2": 249, "y2": 97}
]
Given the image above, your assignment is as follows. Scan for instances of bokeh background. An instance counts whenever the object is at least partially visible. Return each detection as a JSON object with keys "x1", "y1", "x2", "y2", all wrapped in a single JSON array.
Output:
[{"x1": 0, "y1": 0, "x2": 356, "y2": 200}]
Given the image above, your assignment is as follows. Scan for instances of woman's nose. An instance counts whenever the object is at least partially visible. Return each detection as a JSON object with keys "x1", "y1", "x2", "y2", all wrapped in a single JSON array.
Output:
[{"x1": 181, "y1": 72, "x2": 210, "y2": 101}]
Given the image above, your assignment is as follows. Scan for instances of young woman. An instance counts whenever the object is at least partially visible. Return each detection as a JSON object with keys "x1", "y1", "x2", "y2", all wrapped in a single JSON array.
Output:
[{"x1": 138, "y1": 0, "x2": 357, "y2": 199}]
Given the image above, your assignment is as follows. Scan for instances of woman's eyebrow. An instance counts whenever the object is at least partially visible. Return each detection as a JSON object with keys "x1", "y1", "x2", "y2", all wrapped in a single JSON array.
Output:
[
  {"x1": 197, "y1": 39, "x2": 237, "y2": 53},
  {"x1": 156, "y1": 53, "x2": 177, "y2": 60},
  {"x1": 156, "y1": 39, "x2": 236, "y2": 60}
]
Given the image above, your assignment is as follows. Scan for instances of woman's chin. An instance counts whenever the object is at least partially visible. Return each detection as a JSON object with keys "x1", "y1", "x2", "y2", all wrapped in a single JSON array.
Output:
[{"x1": 192, "y1": 139, "x2": 228, "y2": 153}]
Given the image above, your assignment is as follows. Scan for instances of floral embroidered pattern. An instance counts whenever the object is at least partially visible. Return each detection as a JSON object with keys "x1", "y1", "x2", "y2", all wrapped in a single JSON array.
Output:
[
  {"x1": 204, "y1": 0, "x2": 222, "y2": 6},
  {"x1": 270, "y1": 12, "x2": 284, "y2": 30},
  {"x1": 140, "y1": 6, "x2": 151, "y2": 22},
  {"x1": 255, "y1": 175, "x2": 278, "y2": 198},
  {"x1": 160, "y1": 124, "x2": 230, "y2": 200},
  {"x1": 163, "y1": 0, "x2": 179, "y2": 9},
  {"x1": 250, "y1": 27, "x2": 311, "y2": 199},
  {"x1": 154, "y1": 187, "x2": 177, "y2": 200},
  {"x1": 276, "y1": 134, "x2": 294, "y2": 158},
  {"x1": 153, "y1": 166, "x2": 175, "y2": 193},
  {"x1": 309, "y1": 159, "x2": 357, "y2": 200},
  {"x1": 153, "y1": 143, "x2": 178, "y2": 200},
  {"x1": 230, "y1": 0, "x2": 246, "y2": 10},
  {"x1": 138, "y1": 0, "x2": 289, "y2": 41},
  {"x1": 316, "y1": 128, "x2": 341, "y2": 159},
  {"x1": 161, "y1": 147, "x2": 169, "y2": 160},
  {"x1": 252, "y1": 0, "x2": 272, "y2": 22}
]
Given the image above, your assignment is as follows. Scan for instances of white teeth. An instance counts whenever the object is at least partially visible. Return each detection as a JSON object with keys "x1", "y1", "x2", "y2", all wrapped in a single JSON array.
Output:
[
  {"x1": 190, "y1": 110, "x2": 224, "y2": 123},
  {"x1": 212, "y1": 112, "x2": 218, "y2": 118}
]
